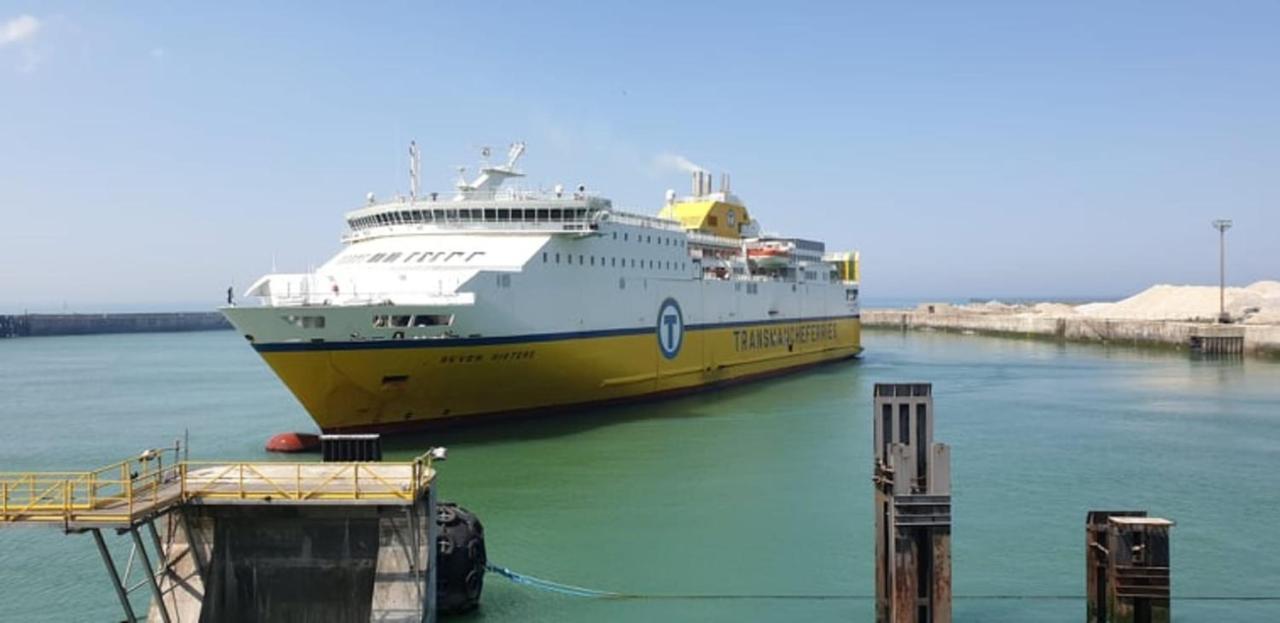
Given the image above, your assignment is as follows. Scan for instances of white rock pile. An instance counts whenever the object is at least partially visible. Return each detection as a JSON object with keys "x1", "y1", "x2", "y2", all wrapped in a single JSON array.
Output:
[{"x1": 1074, "y1": 281, "x2": 1280, "y2": 323}]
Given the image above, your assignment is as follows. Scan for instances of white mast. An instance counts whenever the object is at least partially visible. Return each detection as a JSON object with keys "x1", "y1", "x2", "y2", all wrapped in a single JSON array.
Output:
[{"x1": 408, "y1": 141, "x2": 422, "y2": 200}]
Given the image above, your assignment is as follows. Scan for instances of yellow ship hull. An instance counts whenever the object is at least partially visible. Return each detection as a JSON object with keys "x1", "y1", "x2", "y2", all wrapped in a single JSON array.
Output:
[{"x1": 253, "y1": 316, "x2": 861, "y2": 432}]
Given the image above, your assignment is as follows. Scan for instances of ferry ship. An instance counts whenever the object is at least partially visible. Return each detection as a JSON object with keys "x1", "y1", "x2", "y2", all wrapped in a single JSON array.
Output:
[{"x1": 222, "y1": 143, "x2": 861, "y2": 432}]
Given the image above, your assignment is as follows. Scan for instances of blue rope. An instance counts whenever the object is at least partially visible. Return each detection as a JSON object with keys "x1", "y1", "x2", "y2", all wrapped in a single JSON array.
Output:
[
  {"x1": 485, "y1": 564, "x2": 1280, "y2": 603},
  {"x1": 485, "y1": 563, "x2": 621, "y2": 598}
]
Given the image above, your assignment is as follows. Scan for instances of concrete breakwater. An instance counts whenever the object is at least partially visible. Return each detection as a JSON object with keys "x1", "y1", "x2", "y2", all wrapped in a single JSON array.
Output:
[
  {"x1": 0, "y1": 312, "x2": 230, "y2": 338},
  {"x1": 862, "y1": 308, "x2": 1280, "y2": 358}
]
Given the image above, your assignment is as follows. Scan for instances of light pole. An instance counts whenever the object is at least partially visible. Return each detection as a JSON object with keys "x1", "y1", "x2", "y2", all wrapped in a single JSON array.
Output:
[{"x1": 1212, "y1": 219, "x2": 1232, "y2": 323}]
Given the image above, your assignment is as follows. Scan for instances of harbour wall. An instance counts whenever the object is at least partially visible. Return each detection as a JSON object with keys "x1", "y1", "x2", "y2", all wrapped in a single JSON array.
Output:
[
  {"x1": 0, "y1": 312, "x2": 231, "y2": 338},
  {"x1": 862, "y1": 308, "x2": 1280, "y2": 358}
]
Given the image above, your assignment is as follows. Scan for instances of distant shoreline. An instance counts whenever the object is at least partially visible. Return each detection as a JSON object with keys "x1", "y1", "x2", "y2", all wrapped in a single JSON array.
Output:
[
  {"x1": 0, "y1": 312, "x2": 231, "y2": 339},
  {"x1": 862, "y1": 307, "x2": 1280, "y2": 359}
]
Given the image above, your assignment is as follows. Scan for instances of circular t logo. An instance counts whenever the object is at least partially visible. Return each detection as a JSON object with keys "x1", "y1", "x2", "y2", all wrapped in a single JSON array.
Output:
[{"x1": 656, "y1": 298, "x2": 684, "y2": 359}]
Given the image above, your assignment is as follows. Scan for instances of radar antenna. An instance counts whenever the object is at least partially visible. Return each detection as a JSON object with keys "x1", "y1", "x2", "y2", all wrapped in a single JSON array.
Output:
[{"x1": 453, "y1": 141, "x2": 527, "y2": 199}]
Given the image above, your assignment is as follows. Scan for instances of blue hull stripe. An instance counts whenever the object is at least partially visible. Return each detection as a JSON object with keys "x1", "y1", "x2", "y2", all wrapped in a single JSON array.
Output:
[{"x1": 251, "y1": 314, "x2": 861, "y2": 353}]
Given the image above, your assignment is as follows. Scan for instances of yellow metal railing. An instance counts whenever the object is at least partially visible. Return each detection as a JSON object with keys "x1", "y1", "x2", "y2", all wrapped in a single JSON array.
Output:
[
  {"x1": 0, "y1": 449, "x2": 437, "y2": 525},
  {"x1": 0, "y1": 447, "x2": 181, "y2": 524}
]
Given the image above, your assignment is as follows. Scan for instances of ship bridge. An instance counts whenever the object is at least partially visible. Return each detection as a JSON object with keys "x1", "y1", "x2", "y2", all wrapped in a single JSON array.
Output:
[
  {"x1": 342, "y1": 192, "x2": 614, "y2": 242},
  {"x1": 343, "y1": 141, "x2": 630, "y2": 241}
]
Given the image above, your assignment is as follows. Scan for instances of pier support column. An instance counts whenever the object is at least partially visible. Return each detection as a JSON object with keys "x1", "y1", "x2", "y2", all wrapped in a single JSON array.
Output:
[
  {"x1": 92, "y1": 527, "x2": 139, "y2": 623},
  {"x1": 873, "y1": 383, "x2": 951, "y2": 623}
]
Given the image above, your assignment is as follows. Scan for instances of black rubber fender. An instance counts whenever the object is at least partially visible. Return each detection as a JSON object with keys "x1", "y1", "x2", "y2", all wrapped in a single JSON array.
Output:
[{"x1": 436, "y1": 501, "x2": 486, "y2": 614}]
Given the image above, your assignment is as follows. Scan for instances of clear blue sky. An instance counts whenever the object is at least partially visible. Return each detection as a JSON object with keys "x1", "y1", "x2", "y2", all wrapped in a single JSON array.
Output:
[{"x1": 2, "y1": 2, "x2": 1276, "y2": 311}]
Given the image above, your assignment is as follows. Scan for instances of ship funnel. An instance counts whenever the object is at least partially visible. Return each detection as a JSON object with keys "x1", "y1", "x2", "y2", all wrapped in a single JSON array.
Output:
[{"x1": 691, "y1": 171, "x2": 701, "y2": 197}]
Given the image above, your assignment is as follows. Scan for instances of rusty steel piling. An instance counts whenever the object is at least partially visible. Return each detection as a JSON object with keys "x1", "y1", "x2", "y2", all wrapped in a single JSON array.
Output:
[
  {"x1": 873, "y1": 383, "x2": 952, "y2": 623},
  {"x1": 1086, "y1": 511, "x2": 1174, "y2": 623}
]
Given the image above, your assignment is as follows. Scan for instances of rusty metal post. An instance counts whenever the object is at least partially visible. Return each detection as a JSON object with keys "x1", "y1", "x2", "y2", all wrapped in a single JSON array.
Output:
[
  {"x1": 1086, "y1": 511, "x2": 1173, "y2": 623},
  {"x1": 873, "y1": 383, "x2": 951, "y2": 623}
]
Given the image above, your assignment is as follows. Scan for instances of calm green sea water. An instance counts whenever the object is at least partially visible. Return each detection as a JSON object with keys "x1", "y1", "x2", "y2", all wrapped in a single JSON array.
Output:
[{"x1": 1, "y1": 329, "x2": 1278, "y2": 622}]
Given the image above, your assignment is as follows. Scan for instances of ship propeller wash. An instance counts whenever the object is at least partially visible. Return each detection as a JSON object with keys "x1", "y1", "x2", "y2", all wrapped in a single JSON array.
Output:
[{"x1": 222, "y1": 144, "x2": 862, "y2": 432}]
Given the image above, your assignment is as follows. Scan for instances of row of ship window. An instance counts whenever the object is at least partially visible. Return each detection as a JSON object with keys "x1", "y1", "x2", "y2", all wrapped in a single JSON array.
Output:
[
  {"x1": 347, "y1": 211, "x2": 688, "y2": 249},
  {"x1": 372, "y1": 314, "x2": 454, "y2": 328},
  {"x1": 283, "y1": 314, "x2": 457, "y2": 330},
  {"x1": 608, "y1": 230, "x2": 685, "y2": 248},
  {"x1": 351, "y1": 208, "x2": 593, "y2": 228},
  {"x1": 543, "y1": 252, "x2": 687, "y2": 273}
]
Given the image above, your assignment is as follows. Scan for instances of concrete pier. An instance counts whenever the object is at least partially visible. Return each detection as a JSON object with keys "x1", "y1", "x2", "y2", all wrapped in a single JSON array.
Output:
[
  {"x1": 862, "y1": 308, "x2": 1280, "y2": 358},
  {"x1": 0, "y1": 449, "x2": 441, "y2": 623},
  {"x1": 0, "y1": 312, "x2": 231, "y2": 338}
]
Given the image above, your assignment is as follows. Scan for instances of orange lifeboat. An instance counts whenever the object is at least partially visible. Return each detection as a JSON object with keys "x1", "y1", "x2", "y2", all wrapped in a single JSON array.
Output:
[{"x1": 747, "y1": 244, "x2": 791, "y2": 269}]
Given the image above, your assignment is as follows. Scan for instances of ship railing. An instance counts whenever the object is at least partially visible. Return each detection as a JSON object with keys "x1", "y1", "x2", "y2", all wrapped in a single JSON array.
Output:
[
  {"x1": 343, "y1": 205, "x2": 690, "y2": 241},
  {"x1": 686, "y1": 230, "x2": 745, "y2": 248},
  {"x1": 601, "y1": 210, "x2": 686, "y2": 232},
  {"x1": 343, "y1": 219, "x2": 596, "y2": 241},
  {"x1": 264, "y1": 290, "x2": 475, "y2": 308},
  {"x1": 370, "y1": 188, "x2": 604, "y2": 204}
]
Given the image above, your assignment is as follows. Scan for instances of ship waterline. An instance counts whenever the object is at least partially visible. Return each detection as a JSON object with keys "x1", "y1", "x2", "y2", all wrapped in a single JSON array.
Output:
[{"x1": 248, "y1": 316, "x2": 862, "y2": 432}]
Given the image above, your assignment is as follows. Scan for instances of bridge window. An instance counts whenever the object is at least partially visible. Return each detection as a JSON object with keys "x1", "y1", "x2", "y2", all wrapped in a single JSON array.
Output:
[
  {"x1": 368, "y1": 253, "x2": 386, "y2": 263},
  {"x1": 383, "y1": 253, "x2": 402, "y2": 263},
  {"x1": 412, "y1": 314, "x2": 453, "y2": 327}
]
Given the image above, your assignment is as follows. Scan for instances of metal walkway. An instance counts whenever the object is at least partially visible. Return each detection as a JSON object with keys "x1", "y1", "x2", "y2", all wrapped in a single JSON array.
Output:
[{"x1": 1, "y1": 447, "x2": 437, "y2": 529}]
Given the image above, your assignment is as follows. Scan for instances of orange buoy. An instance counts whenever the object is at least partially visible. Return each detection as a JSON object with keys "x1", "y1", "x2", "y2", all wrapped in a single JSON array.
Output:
[{"x1": 265, "y1": 432, "x2": 321, "y2": 453}]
